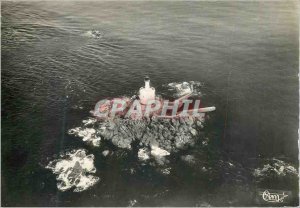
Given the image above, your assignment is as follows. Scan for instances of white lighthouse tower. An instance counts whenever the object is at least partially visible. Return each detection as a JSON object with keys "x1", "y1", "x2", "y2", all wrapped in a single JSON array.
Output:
[{"x1": 139, "y1": 76, "x2": 156, "y2": 105}]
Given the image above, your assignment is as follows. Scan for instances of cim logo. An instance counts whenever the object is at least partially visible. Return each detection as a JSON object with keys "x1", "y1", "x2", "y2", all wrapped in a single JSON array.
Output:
[
  {"x1": 256, "y1": 189, "x2": 291, "y2": 204},
  {"x1": 261, "y1": 190, "x2": 288, "y2": 203}
]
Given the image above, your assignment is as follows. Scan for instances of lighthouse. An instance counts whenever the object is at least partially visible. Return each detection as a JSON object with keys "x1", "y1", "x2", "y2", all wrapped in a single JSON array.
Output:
[{"x1": 139, "y1": 76, "x2": 156, "y2": 105}]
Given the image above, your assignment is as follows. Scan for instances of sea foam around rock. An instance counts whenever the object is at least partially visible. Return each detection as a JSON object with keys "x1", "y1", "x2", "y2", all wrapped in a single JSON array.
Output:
[
  {"x1": 253, "y1": 158, "x2": 298, "y2": 179},
  {"x1": 46, "y1": 149, "x2": 100, "y2": 192},
  {"x1": 68, "y1": 82, "x2": 207, "y2": 165},
  {"x1": 166, "y1": 81, "x2": 203, "y2": 97},
  {"x1": 68, "y1": 115, "x2": 205, "y2": 155}
]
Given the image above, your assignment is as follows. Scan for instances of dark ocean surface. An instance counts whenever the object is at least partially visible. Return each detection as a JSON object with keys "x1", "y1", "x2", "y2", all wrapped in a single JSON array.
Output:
[{"x1": 1, "y1": 1, "x2": 299, "y2": 206}]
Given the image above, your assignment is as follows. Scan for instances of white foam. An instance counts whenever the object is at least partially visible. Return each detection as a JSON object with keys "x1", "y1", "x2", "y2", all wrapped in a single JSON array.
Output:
[
  {"x1": 253, "y1": 158, "x2": 298, "y2": 177},
  {"x1": 161, "y1": 167, "x2": 171, "y2": 175},
  {"x1": 150, "y1": 145, "x2": 170, "y2": 158},
  {"x1": 71, "y1": 105, "x2": 84, "y2": 110},
  {"x1": 46, "y1": 149, "x2": 100, "y2": 192},
  {"x1": 167, "y1": 81, "x2": 203, "y2": 97},
  {"x1": 84, "y1": 30, "x2": 102, "y2": 39},
  {"x1": 102, "y1": 150, "x2": 110, "y2": 157},
  {"x1": 181, "y1": 155, "x2": 196, "y2": 164},
  {"x1": 68, "y1": 127, "x2": 101, "y2": 147},
  {"x1": 202, "y1": 137, "x2": 209, "y2": 146},
  {"x1": 174, "y1": 82, "x2": 192, "y2": 96},
  {"x1": 138, "y1": 148, "x2": 150, "y2": 161},
  {"x1": 128, "y1": 199, "x2": 138, "y2": 207},
  {"x1": 82, "y1": 118, "x2": 97, "y2": 126}
]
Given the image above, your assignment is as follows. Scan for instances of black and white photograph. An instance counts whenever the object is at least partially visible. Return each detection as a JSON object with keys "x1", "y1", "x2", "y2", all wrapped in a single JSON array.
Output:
[{"x1": 1, "y1": 0, "x2": 299, "y2": 207}]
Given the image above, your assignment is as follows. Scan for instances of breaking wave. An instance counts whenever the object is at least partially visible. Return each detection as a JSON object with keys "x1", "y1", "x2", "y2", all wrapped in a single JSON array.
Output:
[
  {"x1": 253, "y1": 158, "x2": 298, "y2": 181},
  {"x1": 83, "y1": 30, "x2": 102, "y2": 39},
  {"x1": 46, "y1": 149, "x2": 100, "y2": 192},
  {"x1": 165, "y1": 81, "x2": 203, "y2": 97},
  {"x1": 68, "y1": 118, "x2": 101, "y2": 147}
]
